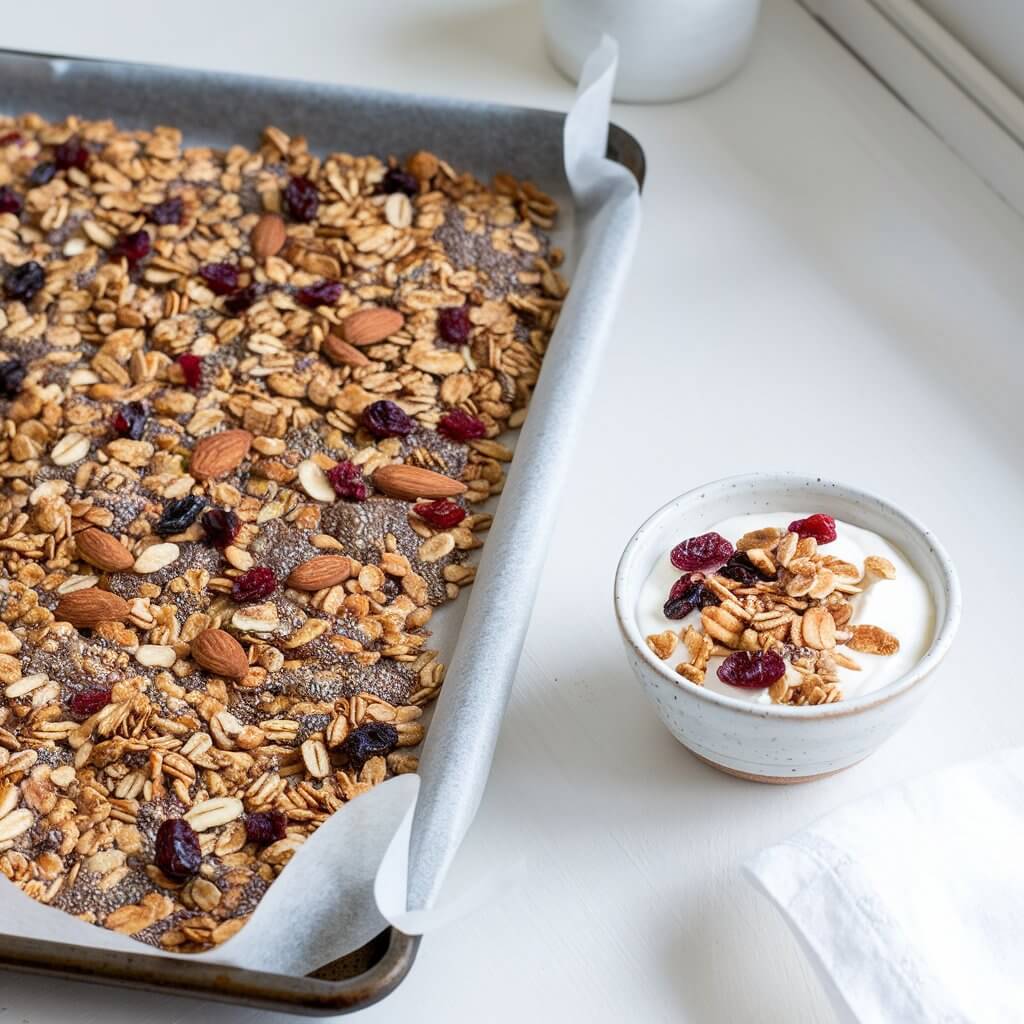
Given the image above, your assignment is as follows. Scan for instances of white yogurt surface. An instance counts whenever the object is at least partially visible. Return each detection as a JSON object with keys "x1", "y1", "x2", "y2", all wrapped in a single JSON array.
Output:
[{"x1": 637, "y1": 513, "x2": 934, "y2": 704}]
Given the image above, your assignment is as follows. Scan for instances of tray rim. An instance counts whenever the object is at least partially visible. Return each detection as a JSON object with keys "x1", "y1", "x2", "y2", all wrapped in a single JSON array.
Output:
[{"x1": 0, "y1": 44, "x2": 644, "y2": 1015}]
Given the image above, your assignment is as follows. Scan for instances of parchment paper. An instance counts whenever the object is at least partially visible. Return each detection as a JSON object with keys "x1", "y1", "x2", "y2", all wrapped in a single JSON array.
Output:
[{"x1": 0, "y1": 36, "x2": 640, "y2": 974}]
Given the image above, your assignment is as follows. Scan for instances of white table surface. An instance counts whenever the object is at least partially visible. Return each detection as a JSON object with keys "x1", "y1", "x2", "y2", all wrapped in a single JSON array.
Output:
[{"x1": 2, "y1": 1, "x2": 1021, "y2": 1021}]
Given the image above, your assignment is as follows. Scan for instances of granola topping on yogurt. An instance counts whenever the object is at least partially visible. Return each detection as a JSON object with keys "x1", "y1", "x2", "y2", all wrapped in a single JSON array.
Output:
[{"x1": 640, "y1": 513, "x2": 933, "y2": 706}]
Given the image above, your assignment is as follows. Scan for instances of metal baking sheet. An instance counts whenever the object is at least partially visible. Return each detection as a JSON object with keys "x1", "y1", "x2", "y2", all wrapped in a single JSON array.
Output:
[{"x1": 0, "y1": 47, "x2": 644, "y2": 1014}]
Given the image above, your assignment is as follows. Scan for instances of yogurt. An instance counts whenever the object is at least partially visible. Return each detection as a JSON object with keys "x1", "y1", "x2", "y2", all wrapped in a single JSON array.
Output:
[{"x1": 637, "y1": 513, "x2": 934, "y2": 704}]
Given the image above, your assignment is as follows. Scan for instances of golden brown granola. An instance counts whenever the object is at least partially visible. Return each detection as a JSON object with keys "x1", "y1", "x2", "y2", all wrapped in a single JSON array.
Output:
[
  {"x1": 646, "y1": 523, "x2": 901, "y2": 706},
  {"x1": 0, "y1": 115, "x2": 565, "y2": 950}
]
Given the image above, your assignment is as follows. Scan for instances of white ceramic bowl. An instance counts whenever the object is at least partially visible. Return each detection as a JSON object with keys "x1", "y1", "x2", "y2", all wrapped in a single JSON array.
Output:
[{"x1": 614, "y1": 474, "x2": 961, "y2": 783}]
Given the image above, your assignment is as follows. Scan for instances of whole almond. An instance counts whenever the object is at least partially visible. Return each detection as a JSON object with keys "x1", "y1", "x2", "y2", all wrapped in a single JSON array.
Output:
[
  {"x1": 342, "y1": 308, "x2": 404, "y2": 347},
  {"x1": 191, "y1": 628, "x2": 249, "y2": 681},
  {"x1": 286, "y1": 555, "x2": 354, "y2": 591},
  {"x1": 55, "y1": 588, "x2": 131, "y2": 628},
  {"x1": 190, "y1": 429, "x2": 253, "y2": 482},
  {"x1": 322, "y1": 333, "x2": 370, "y2": 368},
  {"x1": 75, "y1": 528, "x2": 134, "y2": 572},
  {"x1": 372, "y1": 464, "x2": 467, "y2": 502},
  {"x1": 250, "y1": 212, "x2": 287, "y2": 261}
]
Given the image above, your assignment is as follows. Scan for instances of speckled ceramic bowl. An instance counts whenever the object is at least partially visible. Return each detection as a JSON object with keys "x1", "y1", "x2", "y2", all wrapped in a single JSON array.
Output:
[{"x1": 614, "y1": 474, "x2": 961, "y2": 783}]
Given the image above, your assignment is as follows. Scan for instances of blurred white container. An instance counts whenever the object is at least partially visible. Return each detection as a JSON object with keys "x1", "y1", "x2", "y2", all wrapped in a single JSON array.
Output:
[{"x1": 543, "y1": 0, "x2": 761, "y2": 102}]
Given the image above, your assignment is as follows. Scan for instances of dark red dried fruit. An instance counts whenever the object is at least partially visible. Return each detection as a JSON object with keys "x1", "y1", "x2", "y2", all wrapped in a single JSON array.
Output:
[
  {"x1": 327, "y1": 460, "x2": 368, "y2": 501},
  {"x1": 0, "y1": 360, "x2": 26, "y2": 399},
  {"x1": 111, "y1": 230, "x2": 151, "y2": 263},
  {"x1": 5, "y1": 261, "x2": 45, "y2": 302},
  {"x1": 199, "y1": 262, "x2": 240, "y2": 296},
  {"x1": 177, "y1": 353, "x2": 203, "y2": 390},
  {"x1": 437, "y1": 409, "x2": 486, "y2": 442},
  {"x1": 55, "y1": 136, "x2": 89, "y2": 171},
  {"x1": 296, "y1": 280, "x2": 342, "y2": 308},
  {"x1": 381, "y1": 167, "x2": 419, "y2": 197},
  {"x1": 788, "y1": 513, "x2": 837, "y2": 545},
  {"x1": 719, "y1": 550, "x2": 776, "y2": 585},
  {"x1": 0, "y1": 132, "x2": 22, "y2": 147},
  {"x1": 717, "y1": 650, "x2": 786, "y2": 689},
  {"x1": 224, "y1": 283, "x2": 265, "y2": 316},
  {"x1": 149, "y1": 196, "x2": 184, "y2": 226},
  {"x1": 111, "y1": 401, "x2": 147, "y2": 440},
  {"x1": 68, "y1": 687, "x2": 112, "y2": 719},
  {"x1": 232, "y1": 566, "x2": 277, "y2": 602},
  {"x1": 154, "y1": 818, "x2": 201, "y2": 880},
  {"x1": 437, "y1": 306, "x2": 471, "y2": 346},
  {"x1": 361, "y1": 399, "x2": 415, "y2": 438},
  {"x1": 201, "y1": 508, "x2": 241, "y2": 548},
  {"x1": 28, "y1": 162, "x2": 56, "y2": 187},
  {"x1": 338, "y1": 722, "x2": 398, "y2": 769},
  {"x1": 0, "y1": 186, "x2": 22, "y2": 215},
  {"x1": 244, "y1": 810, "x2": 287, "y2": 846},
  {"x1": 663, "y1": 572, "x2": 718, "y2": 619},
  {"x1": 670, "y1": 532, "x2": 734, "y2": 572},
  {"x1": 156, "y1": 496, "x2": 206, "y2": 536},
  {"x1": 284, "y1": 175, "x2": 320, "y2": 222},
  {"x1": 413, "y1": 499, "x2": 466, "y2": 528}
]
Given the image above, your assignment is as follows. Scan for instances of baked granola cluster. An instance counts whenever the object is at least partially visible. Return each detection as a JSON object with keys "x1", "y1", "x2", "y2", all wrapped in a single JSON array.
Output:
[
  {"x1": 0, "y1": 115, "x2": 564, "y2": 949},
  {"x1": 646, "y1": 519, "x2": 900, "y2": 705}
]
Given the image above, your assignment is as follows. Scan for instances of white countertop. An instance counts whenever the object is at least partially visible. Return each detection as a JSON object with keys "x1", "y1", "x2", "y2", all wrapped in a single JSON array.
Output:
[{"x1": 2, "y1": 1, "x2": 1022, "y2": 1021}]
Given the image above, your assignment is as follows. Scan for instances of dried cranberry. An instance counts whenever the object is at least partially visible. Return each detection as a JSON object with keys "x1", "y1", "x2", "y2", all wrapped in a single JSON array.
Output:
[
  {"x1": 338, "y1": 722, "x2": 398, "y2": 769},
  {"x1": 149, "y1": 196, "x2": 184, "y2": 226},
  {"x1": 111, "y1": 401, "x2": 147, "y2": 440},
  {"x1": 413, "y1": 499, "x2": 466, "y2": 528},
  {"x1": 719, "y1": 550, "x2": 776, "y2": 585},
  {"x1": 224, "y1": 283, "x2": 265, "y2": 316},
  {"x1": 0, "y1": 360, "x2": 26, "y2": 399},
  {"x1": 4, "y1": 261, "x2": 45, "y2": 302},
  {"x1": 201, "y1": 508, "x2": 240, "y2": 548},
  {"x1": 663, "y1": 572, "x2": 718, "y2": 619},
  {"x1": 788, "y1": 513, "x2": 837, "y2": 545},
  {"x1": 284, "y1": 175, "x2": 320, "y2": 222},
  {"x1": 68, "y1": 687, "x2": 112, "y2": 719},
  {"x1": 296, "y1": 280, "x2": 342, "y2": 308},
  {"x1": 156, "y1": 495, "x2": 207, "y2": 536},
  {"x1": 232, "y1": 566, "x2": 276, "y2": 602},
  {"x1": 0, "y1": 132, "x2": 21, "y2": 147},
  {"x1": 177, "y1": 353, "x2": 203, "y2": 390},
  {"x1": 154, "y1": 818, "x2": 201, "y2": 880},
  {"x1": 27, "y1": 162, "x2": 55, "y2": 187},
  {"x1": 670, "y1": 532, "x2": 734, "y2": 572},
  {"x1": 111, "y1": 230, "x2": 150, "y2": 263},
  {"x1": 54, "y1": 136, "x2": 89, "y2": 171},
  {"x1": 437, "y1": 306, "x2": 472, "y2": 346},
  {"x1": 199, "y1": 262, "x2": 240, "y2": 296},
  {"x1": 717, "y1": 650, "x2": 786, "y2": 689},
  {"x1": 0, "y1": 186, "x2": 22, "y2": 215},
  {"x1": 381, "y1": 168, "x2": 419, "y2": 197},
  {"x1": 361, "y1": 399, "x2": 415, "y2": 438},
  {"x1": 438, "y1": 409, "x2": 486, "y2": 442},
  {"x1": 244, "y1": 810, "x2": 287, "y2": 846},
  {"x1": 327, "y1": 460, "x2": 368, "y2": 501}
]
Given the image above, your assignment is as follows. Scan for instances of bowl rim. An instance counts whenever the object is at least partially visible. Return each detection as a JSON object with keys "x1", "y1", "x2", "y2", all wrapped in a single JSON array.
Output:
[{"x1": 613, "y1": 472, "x2": 962, "y2": 720}]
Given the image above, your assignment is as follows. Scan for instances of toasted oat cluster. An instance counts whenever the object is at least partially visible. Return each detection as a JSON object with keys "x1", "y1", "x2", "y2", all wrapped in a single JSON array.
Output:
[
  {"x1": 646, "y1": 518, "x2": 900, "y2": 705},
  {"x1": 0, "y1": 115, "x2": 564, "y2": 949}
]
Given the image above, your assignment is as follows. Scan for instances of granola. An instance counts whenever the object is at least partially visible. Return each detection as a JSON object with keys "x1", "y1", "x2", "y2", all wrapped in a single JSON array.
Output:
[
  {"x1": 0, "y1": 115, "x2": 565, "y2": 950},
  {"x1": 645, "y1": 516, "x2": 904, "y2": 705}
]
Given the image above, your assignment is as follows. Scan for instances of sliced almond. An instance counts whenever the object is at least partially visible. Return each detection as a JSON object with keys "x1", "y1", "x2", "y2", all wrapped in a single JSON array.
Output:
[
  {"x1": 132, "y1": 542, "x2": 180, "y2": 575},
  {"x1": 298, "y1": 459, "x2": 335, "y2": 502},
  {"x1": 135, "y1": 645, "x2": 177, "y2": 668}
]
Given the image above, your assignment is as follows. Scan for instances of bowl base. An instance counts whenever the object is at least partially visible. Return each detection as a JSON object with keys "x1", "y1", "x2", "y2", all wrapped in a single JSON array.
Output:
[{"x1": 689, "y1": 749, "x2": 866, "y2": 784}]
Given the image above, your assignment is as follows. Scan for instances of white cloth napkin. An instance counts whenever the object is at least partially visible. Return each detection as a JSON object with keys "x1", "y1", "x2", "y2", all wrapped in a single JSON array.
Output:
[{"x1": 745, "y1": 748, "x2": 1024, "y2": 1023}]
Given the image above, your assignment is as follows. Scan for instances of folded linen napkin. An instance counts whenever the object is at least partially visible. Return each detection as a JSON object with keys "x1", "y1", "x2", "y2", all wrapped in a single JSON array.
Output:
[{"x1": 746, "y1": 748, "x2": 1024, "y2": 1023}]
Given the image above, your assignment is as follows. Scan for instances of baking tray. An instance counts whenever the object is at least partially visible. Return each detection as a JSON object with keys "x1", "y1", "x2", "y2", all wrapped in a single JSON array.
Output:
[{"x1": 0, "y1": 48, "x2": 644, "y2": 1015}]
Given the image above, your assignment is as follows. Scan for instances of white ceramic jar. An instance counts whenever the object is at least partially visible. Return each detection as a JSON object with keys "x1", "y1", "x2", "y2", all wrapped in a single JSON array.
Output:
[
  {"x1": 614, "y1": 475, "x2": 961, "y2": 783},
  {"x1": 542, "y1": 0, "x2": 762, "y2": 102}
]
